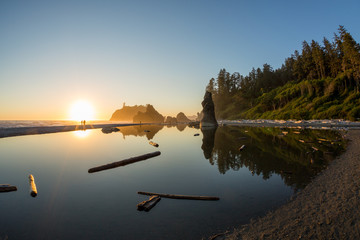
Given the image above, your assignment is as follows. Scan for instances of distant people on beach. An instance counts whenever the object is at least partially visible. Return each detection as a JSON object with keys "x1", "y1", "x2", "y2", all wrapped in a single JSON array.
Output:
[{"x1": 80, "y1": 120, "x2": 86, "y2": 129}]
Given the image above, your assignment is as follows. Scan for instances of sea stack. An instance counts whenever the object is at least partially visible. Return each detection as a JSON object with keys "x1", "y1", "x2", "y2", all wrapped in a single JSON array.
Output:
[{"x1": 200, "y1": 91, "x2": 218, "y2": 128}]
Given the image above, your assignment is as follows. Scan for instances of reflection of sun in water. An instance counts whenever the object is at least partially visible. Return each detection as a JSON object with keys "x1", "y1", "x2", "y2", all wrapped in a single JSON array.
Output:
[
  {"x1": 73, "y1": 130, "x2": 91, "y2": 138},
  {"x1": 69, "y1": 100, "x2": 95, "y2": 121}
]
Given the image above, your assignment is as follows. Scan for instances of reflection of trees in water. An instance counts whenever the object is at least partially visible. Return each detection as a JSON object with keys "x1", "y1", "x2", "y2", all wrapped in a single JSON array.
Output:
[{"x1": 204, "y1": 126, "x2": 346, "y2": 190}]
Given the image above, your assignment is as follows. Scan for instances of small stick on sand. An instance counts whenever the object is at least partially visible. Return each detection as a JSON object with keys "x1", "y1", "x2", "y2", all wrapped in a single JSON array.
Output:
[
  {"x1": 138, "y1": 191, "x2": 220, "y2": 201},
  {"x1": 88, "y1": 151, "x2": 161, "y2": 173},
  {"x1": 29, "y1": 174, "x2": 38, "y2": 197}
]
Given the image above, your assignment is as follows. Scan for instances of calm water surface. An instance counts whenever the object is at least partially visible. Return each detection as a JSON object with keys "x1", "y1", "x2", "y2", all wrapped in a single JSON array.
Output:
[{"x1": 0, "y1": 125, "x2": 346, "y2": 239}]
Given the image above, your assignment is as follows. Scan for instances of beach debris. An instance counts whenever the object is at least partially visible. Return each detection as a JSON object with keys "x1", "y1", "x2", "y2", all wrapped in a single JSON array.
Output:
[
  {"x1": 312, "y1": 146, "x2": 319, "y2": 151},
  {"x1": 88, "y1": 151, "x2": 161, "y2": 173},
  {"x1": 29, "y1": 174, "x2": 38, "y2": 197},
  {"x1": 194, "y1": 133, "x2": 200, "y2": 136},
  {"x1": 0, "y1": 184, "x2": 17, "y2": 193},
  {"x1": 138, "y1": 191, "x2": 220, "y2": 201},
  {"x1": 239, "y1": 145, "x2": 245, "y2": 151},
  {"x1": 137, "y1": 195, "x2": 161, "y2": 212},
  {"x1": 149, "y1": 141, "x2": 159, "y2": 147}
]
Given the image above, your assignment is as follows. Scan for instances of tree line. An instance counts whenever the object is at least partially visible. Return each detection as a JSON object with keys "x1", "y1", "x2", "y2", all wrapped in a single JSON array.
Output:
[{"x1": 207, "y1": 26, "x2": 360, "y2": 120}]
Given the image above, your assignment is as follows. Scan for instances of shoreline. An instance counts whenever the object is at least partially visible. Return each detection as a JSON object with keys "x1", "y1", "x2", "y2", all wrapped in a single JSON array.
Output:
[
  {"x1": 2, "y1": 119, "x2": 360, "y2": 139},
  {"x1": 221, "y1": 119, "x2": 360, "y2": 129},
  {"x1": 223, "y1": 129, "x2": 360, "y2": 240},
  {"x1": 0, "y1": 123, "x2": 139, "y2": 138}
]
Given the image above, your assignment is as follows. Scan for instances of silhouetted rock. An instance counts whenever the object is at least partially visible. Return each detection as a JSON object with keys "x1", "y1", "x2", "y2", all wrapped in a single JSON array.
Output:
[
  {"x1": 133, "y1": 104, "x2": 165, "y2": 123},
  {"x1": 176, "y1": 112, "x2": 191, "y2": 123},
  {"x1": 110, "y1": 104, "x2": 147, "y2": 121},
  {"x1": 101, "y1": 127, "x2": 120, "y2": 134},
  {"x1": 165, "y1": 116, "x2": 177, "y2": 125},
  {"x1": 200, "y1": 91, "x2": 218, "y2": 128}
]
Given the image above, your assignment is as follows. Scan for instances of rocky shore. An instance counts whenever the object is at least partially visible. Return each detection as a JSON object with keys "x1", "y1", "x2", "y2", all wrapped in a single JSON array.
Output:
[
  {"x1": 222, "y1": 119, "x2": 360, "y2": 130},
  {"x1": 224, "y1": 129, "x2": 360, "y2": 240}
]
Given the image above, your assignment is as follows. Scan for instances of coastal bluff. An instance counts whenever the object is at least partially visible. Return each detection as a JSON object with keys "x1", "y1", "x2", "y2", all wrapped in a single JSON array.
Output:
[{"x1": 110, "y1": 104, "x2": 146, "y2": 121}]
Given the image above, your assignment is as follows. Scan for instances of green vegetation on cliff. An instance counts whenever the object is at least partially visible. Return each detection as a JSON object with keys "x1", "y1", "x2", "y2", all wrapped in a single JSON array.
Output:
[{"x1": 207, "y1": 26, "x2": 360, "y2": 120}]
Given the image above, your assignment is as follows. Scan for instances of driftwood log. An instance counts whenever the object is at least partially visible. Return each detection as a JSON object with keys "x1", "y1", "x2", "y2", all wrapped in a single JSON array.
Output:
[
  {"x1": 138, "y1": 191, "x2": 220, "y2": 201},
  {"x1": 0, "y1": 184, "x2": 17, "y2": 192},
  {"x1": 149, "y1": 141, "x2": 159, "y2": 147},
  {"x1": 88, "y1": 151, "x2": 161, "y2": 173},
  {"x1": 29, "y1": 175, "x2": 38, "y2": 197},
  {"x1": 137, "y1": 195, "x2": 161, "y2": 211}
]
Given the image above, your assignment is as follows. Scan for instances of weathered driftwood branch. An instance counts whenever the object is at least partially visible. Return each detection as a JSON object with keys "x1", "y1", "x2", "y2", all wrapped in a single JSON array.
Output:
[
  {"x1": 88, "y1": 151, "x2": 161, "y2": 173},
  {"x1": 138, "y1": 191, "x2": 220, "y2": 201},
  {"x1": 29, "y1": 175, "x2": 38, "y2": 197},
  {"x1": 149, "y1": 141, "x2": 159, "y2": 147},
  {"x1": 137, "y1": 195, "x2": 161, "y2": 211},
  {"x1": 0, "y1": 184, "x2": 17, "y2": 192}
]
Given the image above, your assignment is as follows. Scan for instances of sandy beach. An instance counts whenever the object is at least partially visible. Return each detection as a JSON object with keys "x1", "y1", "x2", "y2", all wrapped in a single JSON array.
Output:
[{"x1": 222, "y1": 129, "x2": 360, "y2": 240}]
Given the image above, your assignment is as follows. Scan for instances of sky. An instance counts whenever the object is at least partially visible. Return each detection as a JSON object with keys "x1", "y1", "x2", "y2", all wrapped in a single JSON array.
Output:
[{"x1": 1, "y1": 0, "x2": 360, "y2": 120}]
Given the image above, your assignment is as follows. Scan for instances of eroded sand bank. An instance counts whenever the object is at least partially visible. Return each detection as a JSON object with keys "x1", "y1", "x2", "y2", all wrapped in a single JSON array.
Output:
[{"x1": 225, "y1": 130, "x2": 360, "y2": 240}]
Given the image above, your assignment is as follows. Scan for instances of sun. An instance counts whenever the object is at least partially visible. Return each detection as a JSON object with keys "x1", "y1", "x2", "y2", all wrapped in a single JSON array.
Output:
[{"x1": 69, "y1": 100, "x2": 95, "y2": 121}]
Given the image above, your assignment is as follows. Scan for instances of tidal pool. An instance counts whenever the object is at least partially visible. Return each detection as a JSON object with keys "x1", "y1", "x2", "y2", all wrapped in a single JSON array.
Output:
[{"x1": 0, "y1": 125, "x2": 346, "y2": 239}]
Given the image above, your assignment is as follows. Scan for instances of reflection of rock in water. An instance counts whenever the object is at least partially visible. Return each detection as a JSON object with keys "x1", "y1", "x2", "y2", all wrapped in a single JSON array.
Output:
[
  {"x1": 176, "y1": 124, "x2": 187, "y2": 132},
  {"x1": 201, "y1": 127, "x2": 217, "y2": 159},
  {"x1": 118, "y1": 125, "x2": 164, "y2": 140}
]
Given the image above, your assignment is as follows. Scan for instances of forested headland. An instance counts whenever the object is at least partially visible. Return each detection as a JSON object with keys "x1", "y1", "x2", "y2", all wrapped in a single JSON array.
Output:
[{"x1": 207, "y1": 26, "x2": 360, "y2": 120}]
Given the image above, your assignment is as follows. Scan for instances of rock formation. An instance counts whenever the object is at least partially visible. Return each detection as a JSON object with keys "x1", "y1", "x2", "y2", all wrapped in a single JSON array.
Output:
[
  {"x1": 200, "y1": 91, "x2": 218, "y2": 128},
  {"x1": 176, "y1": 112, "x2": 191, "y2": 123},
  {"x1": 110, "y1": 104, "x2": 147, "y2": 121},
  {"x1": 165, "y1": 116, "x2": 177, "y2": 125},
  {"x1": 133, "y1": 104, "x2": 165, "y2": 123}
]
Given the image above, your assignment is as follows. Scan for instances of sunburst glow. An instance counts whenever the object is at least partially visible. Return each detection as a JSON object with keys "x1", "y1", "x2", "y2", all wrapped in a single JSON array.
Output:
[{"x1": 69, "y1": 100, "x2": 95, "y2": 121}]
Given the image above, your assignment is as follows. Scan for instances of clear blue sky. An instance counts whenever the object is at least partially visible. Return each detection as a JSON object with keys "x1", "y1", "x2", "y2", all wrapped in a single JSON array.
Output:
[{"x1": 1, "y1": 0, "x2": 359, "y2": 120}]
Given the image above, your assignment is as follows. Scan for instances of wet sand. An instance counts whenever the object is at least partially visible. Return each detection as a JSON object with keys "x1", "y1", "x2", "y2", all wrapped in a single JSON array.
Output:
[
  {"x1": 225, "y1": 129, "x2": 360, "y2": 240},
  {"x1": 0, "y1": 123, "x2": 138, "y2": 138}
]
